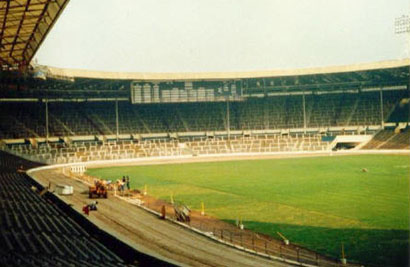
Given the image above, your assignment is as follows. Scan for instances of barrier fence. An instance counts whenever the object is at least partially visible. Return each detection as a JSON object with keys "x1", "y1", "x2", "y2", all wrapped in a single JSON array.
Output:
[{"x1": 131, "y1": 192, "x2": 356, "y2": 267}]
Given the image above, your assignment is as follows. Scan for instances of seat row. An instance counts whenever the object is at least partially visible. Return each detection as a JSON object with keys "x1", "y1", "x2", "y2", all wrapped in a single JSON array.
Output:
[
  {"x1": 0, "y1": 151, "x2": 132, "y2": 266},
  {"x1": 0, "y1": 90, "x2": 406, "y2": 139}
]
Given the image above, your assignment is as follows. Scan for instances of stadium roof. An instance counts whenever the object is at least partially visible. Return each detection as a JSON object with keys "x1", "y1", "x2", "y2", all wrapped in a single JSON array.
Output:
[
  {"x1": 0, "y1": 0, "x2": 69, "y2": 70},
  {"x1": 1, "y1": 58, "x2": 408, "y2": 100},
  {"x1": 44, "y1": 58, "x2": 410, "y2": 81}
]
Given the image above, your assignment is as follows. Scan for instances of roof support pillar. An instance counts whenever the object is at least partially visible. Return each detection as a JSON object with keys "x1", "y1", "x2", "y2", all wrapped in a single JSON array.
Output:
[
  {"x1": 226, "y1": 97, "x2": 230, "y2": 139},
  {"x1": 45, "y1": 99, "x2": 49, "y2": 142},
  {"x1": 303, "y1": 92, "x2": 307, "y2": 133},
  {"x1": 115, "y1": 99, "x2": 119, "y2": 141},
  {"x1": 379, "y1": 87, "x2": 384, "y2": 129}
]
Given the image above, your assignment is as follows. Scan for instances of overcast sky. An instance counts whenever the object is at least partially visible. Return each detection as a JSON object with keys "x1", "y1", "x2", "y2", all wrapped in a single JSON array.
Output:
[{"x1": 34, "y1": 0, "x2": 409, "y2": 73}]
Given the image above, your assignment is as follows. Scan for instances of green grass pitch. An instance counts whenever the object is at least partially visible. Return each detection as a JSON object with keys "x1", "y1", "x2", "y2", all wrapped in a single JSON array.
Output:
[{"x1": 87, "y1": 154, "x2": 410, "y2": 267}]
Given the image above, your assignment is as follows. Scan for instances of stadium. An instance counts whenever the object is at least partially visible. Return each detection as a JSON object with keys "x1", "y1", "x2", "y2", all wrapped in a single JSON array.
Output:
[{"x1": 0, "y1": 1, "x2": 409, "y2": 267}]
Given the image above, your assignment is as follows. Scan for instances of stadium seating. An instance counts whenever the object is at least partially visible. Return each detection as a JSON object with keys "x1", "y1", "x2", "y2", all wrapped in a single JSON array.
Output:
[
  {"x1": 0, "y1": 151, "x2": 130, "y2": 266},
  {"x1": 6, "y1": 134, "x2": 330, "y2": 164},
  {"x1": 362, "y1": 128, "x2": 410, "y2": 149},
  {"x1": 0, "y1": 90, "x2": 407, "y2": 139}
]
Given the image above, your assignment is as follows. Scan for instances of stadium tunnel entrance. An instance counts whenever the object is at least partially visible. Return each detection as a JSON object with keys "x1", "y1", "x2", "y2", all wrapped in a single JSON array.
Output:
[
  {"x1": 330, "y1": 135, "x2": 373, "y2": 151},
  {"x1": 332, "y1": 142, "x2": 360, "y2": 150}
]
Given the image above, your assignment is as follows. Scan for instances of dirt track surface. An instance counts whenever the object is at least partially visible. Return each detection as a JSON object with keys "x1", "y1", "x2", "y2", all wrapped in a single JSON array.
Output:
[{"x1": 30, "y1": 167, "x2": 293, "y2": 267}]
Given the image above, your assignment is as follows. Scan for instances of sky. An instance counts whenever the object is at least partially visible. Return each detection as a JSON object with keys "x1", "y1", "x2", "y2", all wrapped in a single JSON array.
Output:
[{"x1": 34, "y1": 0, "x2": 410, "y2": 73}]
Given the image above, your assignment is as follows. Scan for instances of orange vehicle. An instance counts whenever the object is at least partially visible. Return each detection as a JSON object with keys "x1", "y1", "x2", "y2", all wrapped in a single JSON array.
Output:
[{"x1": 89, "y1": 180, "x2": 108, "y2": 199}]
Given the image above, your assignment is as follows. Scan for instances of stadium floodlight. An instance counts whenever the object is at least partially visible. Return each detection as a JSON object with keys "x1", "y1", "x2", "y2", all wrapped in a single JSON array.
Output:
[{"x1": 395, "y1": 15, "x2": 410, "y2": 34}]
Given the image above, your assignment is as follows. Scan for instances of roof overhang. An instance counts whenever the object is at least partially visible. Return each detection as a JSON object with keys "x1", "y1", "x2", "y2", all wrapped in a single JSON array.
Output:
[
  {"x1": 0, "y1": 0, "x2": 70, "y2": 70},
  {"x1": 44, "y1": 58, "x2": 410, "y2": 81}
]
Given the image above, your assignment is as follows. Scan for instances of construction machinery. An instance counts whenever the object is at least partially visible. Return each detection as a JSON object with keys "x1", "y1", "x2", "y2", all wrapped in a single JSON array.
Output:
[
  {"x1": 174, "y1": 204, "x2": 191, "y2": 222},
  {"x1": 89, "y1": 180, "x2": 108, "y2": 199}
]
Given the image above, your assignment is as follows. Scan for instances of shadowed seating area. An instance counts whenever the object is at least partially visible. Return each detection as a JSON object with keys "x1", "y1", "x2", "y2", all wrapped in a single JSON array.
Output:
[{"x1": 0, "y1": 151, "x2": 135, "y2": 266}]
